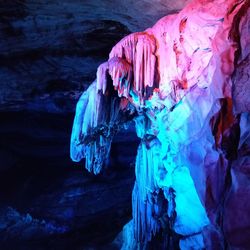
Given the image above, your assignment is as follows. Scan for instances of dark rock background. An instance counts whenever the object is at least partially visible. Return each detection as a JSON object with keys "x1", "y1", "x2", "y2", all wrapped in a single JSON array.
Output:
[{"x1": 0, "y1": 0, "x2": 190, "y2": 249}]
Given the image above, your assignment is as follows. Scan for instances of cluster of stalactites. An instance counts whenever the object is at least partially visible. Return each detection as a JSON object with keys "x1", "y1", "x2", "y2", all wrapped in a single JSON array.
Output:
[
  {"x1": 97, "y1": 57, "x2": 132, "y2": 98},
  {"x1": 70, "y1": 82, "x2": 128, "y2": 174},
  {"x1": 96, "y1": 32, "x2": 157, "y2": 104}
]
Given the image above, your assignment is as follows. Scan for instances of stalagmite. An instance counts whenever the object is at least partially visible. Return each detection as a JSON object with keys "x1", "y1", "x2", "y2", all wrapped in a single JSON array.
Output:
[{"x1": 71, "y1": 0, "x2": 250, "y2": 248}]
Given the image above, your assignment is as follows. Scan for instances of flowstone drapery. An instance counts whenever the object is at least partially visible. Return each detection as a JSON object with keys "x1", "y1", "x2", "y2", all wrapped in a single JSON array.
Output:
[{"x1": 71, "y1": 0, "x2": 250, "y2": 248}]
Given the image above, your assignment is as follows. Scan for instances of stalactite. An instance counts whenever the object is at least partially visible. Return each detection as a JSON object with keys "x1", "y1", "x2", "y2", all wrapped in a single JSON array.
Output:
[
  {"x1": 71, "y1": 81, "x2": 134, "y2": 174},
  {"x1": 97, "y1": 57, "x2": 132, "y2": 98},
  {"x1": 109, "y1": 32, "x2": 157, "y2": 102},
  {"x1": 132, "y1": 139, "x2": 161, "y2": 243}
]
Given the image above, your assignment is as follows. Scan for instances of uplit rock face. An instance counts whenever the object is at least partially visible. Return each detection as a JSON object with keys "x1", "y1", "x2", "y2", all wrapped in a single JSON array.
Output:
[{"x1": 71, "y1": 0, "x2": 250, "y2": 249}]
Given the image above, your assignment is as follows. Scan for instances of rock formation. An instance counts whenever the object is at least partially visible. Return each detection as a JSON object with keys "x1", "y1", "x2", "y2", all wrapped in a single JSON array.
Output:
[{"x1": 71, "y1": 0, "x2": 250, "y2": 249}]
